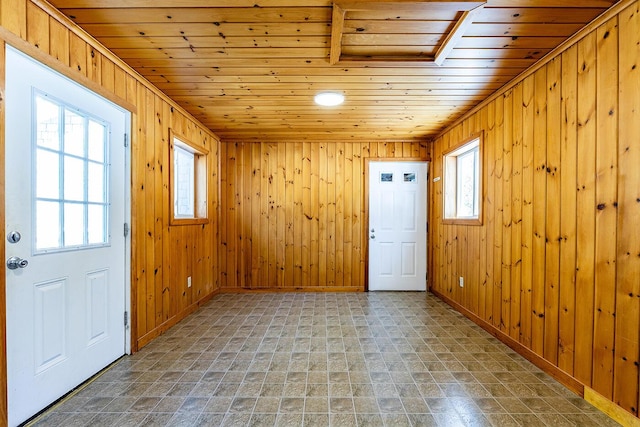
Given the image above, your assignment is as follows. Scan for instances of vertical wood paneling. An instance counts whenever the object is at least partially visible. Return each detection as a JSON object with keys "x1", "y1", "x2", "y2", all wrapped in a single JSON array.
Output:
[
  {"x1": 268, "y1": 143, "x2": 278, "y2": 287},
  {"x1": 520, "y1": 75, "x2": 534, "y2": 348},
  {"x1": 335, "y1": 142, "x2": 345, "y2": 288},
  {"x1": 592, "y1": 18, "x2": 619, "y2": 399},
  {"x1": 1, "y1": 0, "x2": 26, "y2": 37},
  {"x1": 26, "y1": 2, "x2": 49, "y2": 53},
  {"x1": 251, "y1": 142, "x2": 262, "y2": 287},
  {"x1": 544, "y1": 57, "x2": 561, "y2": 365},
  {"x1": 501, "y1": 90, "x2": 513, "y2": 334},
  {"x1": 242, "y1": 142, "x2": 252, "y2": 288},
  {"x1": 153, "y1": 94, "x2": 164, "y2": 324},
  {"x1": 86, "y1": 46, "x2": 100, "y2": 85},
  {"x1": 326, "y1": 143, "x2": 336, "y2": 287},
  {"x1": 310, "y1": 142, "x2": 320, "y2": 287},
  {"x1": 68, "y1": 35, "x2": 85, "y2": 76},
  {"x1": 318, "y1": 143, "x2": 328, "y2": 287},
  {"x1": 493, "y1": 96, "x2": 504, "y2": 329},
  {"x1": 48, "y1": 18, "x2": 68, "y2": 64},
  {"x1": 483, "y1": 101, "x2": 495, "y2": 324},
  {"x1": 301, "y1": 143, "x2": 311, "y2": 287},
  {"x1": 511, "y1": 84, "x2": 523, "y2": 342},
  {"x1": 558, "y1": 45, "x2": 578, "y2": 374},
  {"x1": 429, "y1": 2, "x2": 640, "y2": 422},
  {"x1": 531, "y1": 66, "x2": 547, "y2": 356},
  {"x1": 343, "y1": 143, "x2": 353, "y2": 289},
  {"x1": 352, "y1": 143, "x2": 362, "y2": 289},
  {"x1": 293, "y1": 142, "x2": 302, "y2": 286},
  {"x1": 219, "y1": 141, "x2": 427, "y2": 291},
  {"x1": 614, "y1": 2, "x2": 640, "y2": 416},
  {"x1": 575, "y1": 31, "x2": 598, "y2": 386}
]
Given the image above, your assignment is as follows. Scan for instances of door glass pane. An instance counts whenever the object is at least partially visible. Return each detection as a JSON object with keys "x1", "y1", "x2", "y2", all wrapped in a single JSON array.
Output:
[
  {"x1": 64, "y1": 109, "x2": 85, "y2": 157},
  {"x1": 36, "y1": 149, "x2": 59, "y2": 199},
  {"x1": 64, "y1": 203, "x2": 84, "y2": 247},
  {"x1": 88, "y1": 205, "x2": 106, "y2": 244},
  {"x1": 33, "y1": 92, "x2": 111, "y2": 252},
  {"x1": 88, "y1": 120, "x2": 105, "y2": 162},
  {"x1": 36, "y1": 201, "x2": 60, "y2": 250},
  {"x1": 64, "y1": 156, "x2": 84, "y2": 201},
  {"x1": 35, "y1": 96, "x2": 60, "y2": 151},
  {"x1": 88, "y1": 163, "x2": 105, "y2": 203}
]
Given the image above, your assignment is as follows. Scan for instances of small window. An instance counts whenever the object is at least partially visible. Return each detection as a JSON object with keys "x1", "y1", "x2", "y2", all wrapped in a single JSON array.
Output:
[
  {"x1": 170, "y1": 132, "x2": 208, "y2": 225},
  {"x1": 380, "y1": 173, "x2": 393, "y2": 182},
  {"x1": 403, "y1": 173, "x2": 416, "y2": 183},
  {"x1": 443, "y1": 133, "x2": 482, "y2": 224}
]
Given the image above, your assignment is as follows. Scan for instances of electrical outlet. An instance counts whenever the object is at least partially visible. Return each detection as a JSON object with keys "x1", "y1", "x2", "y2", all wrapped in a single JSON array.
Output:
[
  {"x1": 459, "y1": 277, "x2": 464, "y2": 288},
  {"x1": 187, "y1": 276, "x2": 192, "y2": 288}
]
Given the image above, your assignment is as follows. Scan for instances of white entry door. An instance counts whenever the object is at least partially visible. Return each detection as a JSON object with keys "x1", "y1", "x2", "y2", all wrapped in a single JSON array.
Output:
[
  {"x1": 368, "y1": 161, "x2": 427, "y2": 291},
  {"x1": 5, "y1": 47, "x2": 128, "y2": 426}
]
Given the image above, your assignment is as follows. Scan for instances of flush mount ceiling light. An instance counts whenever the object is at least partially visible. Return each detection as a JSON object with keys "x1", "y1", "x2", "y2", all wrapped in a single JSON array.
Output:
[{"x1": 314, "y1": 91, "x2": 344, "y2": 106}]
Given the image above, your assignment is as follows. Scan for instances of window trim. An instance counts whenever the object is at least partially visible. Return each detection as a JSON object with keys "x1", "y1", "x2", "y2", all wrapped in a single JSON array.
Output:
[
  {"x1": 442, "y1": 132, "x2": 483, "y2": 226},
  {"x1": 169, "y1": 130, "x2": 209, "y2": 226}
]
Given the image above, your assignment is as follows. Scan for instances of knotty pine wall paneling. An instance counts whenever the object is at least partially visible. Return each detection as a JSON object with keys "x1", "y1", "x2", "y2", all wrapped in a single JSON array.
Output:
[
  {"x1": 220, "y1": 141, "x2": 428, "y2": 291},
  {"x1": 429, "y1": 1, "x2": 640, "y2": 421},
  {"x1": 0, "y1": 0, "x2": 221, "y2": 356}
]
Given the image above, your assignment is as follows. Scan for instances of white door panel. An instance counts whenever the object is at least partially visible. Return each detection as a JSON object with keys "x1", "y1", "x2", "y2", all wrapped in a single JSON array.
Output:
[
  {"x1": 5, "y1": 46, "x2": 128, "y2": 426},
  {"x1": 369, "y1": 161, "x2": 427, "y2": 291}
]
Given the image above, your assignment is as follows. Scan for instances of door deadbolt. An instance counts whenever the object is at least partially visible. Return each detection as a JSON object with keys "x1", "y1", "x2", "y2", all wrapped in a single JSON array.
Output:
[{"x1": 7, "y1": 231, "x2": 21, "y2": 244}]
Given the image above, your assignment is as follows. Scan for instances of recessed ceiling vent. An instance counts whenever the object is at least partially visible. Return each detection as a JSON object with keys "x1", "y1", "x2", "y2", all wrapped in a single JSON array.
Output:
[{"x1": 330, "y1": 0, "x2": 486, "y2": 66}]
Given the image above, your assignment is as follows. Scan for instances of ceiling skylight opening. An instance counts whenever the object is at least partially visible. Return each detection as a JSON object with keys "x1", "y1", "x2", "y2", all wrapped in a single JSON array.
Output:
[{"x1": 314, "y1": 91, "x2": 344, "y2": 107}]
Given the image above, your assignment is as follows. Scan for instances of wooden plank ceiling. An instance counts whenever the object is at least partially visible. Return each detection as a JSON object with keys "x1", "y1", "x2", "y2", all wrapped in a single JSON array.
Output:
[{"x1": 49, "y1": 0, "x2": 617, "y2": 142}]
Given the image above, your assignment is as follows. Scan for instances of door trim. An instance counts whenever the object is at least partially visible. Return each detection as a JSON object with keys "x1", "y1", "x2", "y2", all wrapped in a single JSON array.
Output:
[
  {"x1": 1, "y1": 40, "x2": 8, "y2": 426},
  {"x1": 363, "y1": 157, "x2": 429, "y2": 291}
]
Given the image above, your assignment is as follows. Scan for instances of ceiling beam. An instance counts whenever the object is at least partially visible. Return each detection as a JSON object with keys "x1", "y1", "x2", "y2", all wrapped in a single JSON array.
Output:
[{"x1": 434, "y1": 5, "x2": 484, "y2": 66}]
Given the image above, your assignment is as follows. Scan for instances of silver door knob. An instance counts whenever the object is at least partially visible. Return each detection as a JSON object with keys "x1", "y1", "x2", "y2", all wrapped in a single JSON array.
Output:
[
  {"x1": 6, "y1": 256, "x2": 28, "y2": 270},
  {"x1": 370, "y1": 235, "x2": 375, "y2": 239}
]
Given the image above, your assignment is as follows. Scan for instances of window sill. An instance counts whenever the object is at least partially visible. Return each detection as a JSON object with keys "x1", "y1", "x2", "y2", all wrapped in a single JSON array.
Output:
[
  {"x1": 170, "y1": 218, "x2": 209, "y2": 226},
  {"x1": 442, "y1": 218, "x2": 483, "y2": 226}
]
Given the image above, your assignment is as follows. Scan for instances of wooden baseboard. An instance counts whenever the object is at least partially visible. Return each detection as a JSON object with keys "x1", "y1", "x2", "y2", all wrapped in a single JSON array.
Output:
[
  {"x1": 430, "y1": 289, "x2": 584, "y2": 396},
  {"x1": 136, "y1": 289, "x2": 219, "y2": 349},
  {"x1": 585, "y1": 387, "x2": 640, "y2": 427},
  {"x1": 218, "y1": 286, "x2": 364, "y2": 293}
]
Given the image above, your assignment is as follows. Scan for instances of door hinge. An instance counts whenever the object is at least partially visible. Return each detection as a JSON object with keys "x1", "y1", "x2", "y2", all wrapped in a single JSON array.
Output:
[
  {"x1": 124, "y1": 133, "x2": 129, "y2": 147},
  {"x1": 124, "y1": 311, "x2": 129, "y2": 327},
  {"x1": 124, "y1": 222, "x2": 129, "y2": 237}
]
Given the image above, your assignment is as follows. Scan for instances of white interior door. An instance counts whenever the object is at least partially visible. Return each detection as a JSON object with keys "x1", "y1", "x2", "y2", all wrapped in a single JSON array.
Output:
[
  {"x1": 5, "y1": 46, "x2": 128, "y2": 426},
  {"x1": 368, "y1": 161, "x2": 427, "y2": 291}
]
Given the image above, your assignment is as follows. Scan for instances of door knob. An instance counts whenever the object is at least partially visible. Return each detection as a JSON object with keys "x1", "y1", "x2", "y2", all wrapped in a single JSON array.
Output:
[
  {"x1": 6, "y1": 256, "x2": 28, "y2": 270},
  {"x1": 370, "y1": 235, "x2": 375, "y2": 239}
]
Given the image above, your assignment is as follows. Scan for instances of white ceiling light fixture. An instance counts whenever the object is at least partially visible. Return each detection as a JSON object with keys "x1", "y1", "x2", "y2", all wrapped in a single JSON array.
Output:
[{"x1": 314, "y1": 91, "x2": 344, "y2": 107}]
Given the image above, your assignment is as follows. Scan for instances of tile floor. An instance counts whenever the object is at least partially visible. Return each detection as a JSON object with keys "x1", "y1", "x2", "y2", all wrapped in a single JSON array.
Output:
[{"x1": 29, "y1": 292, "x2": 620, "y2": 427}]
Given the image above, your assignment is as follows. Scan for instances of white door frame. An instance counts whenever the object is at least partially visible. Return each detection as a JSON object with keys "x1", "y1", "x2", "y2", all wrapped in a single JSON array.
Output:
[
  {"x1": 3, "y1": 44, "x2": 132, "y2": 423},
  {"x1": 364, "y1": 158, "x2": 429, "y2": 291}
]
